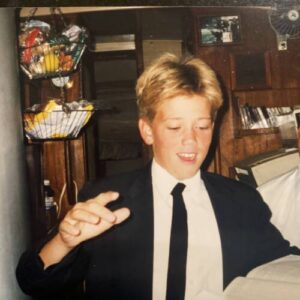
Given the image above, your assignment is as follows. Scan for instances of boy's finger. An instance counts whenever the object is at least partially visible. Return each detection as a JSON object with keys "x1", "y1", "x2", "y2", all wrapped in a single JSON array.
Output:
[
  {"x1": 113, "y1": 207, "x2": 131, "y2": 224},
  {"x1": 71, "y1": 205, "x2": 116, "y2": 224},
  {"x1": 92, "y1": 191, "x2": 120, "y2": 207}
]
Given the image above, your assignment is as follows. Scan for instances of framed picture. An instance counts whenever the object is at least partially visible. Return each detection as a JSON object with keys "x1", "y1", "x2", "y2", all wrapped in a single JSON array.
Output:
[
  {"x1": 229, "y1": 51, "x2": 272, "y2": 90},
  {"x1": 199, "y1": 15, "x2": 242, "y2": 46}
]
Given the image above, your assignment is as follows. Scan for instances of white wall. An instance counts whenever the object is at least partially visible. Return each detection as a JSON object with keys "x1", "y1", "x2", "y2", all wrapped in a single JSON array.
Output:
[{"x1": 0, "y1": 8, "x2": 30, "y2": 299}]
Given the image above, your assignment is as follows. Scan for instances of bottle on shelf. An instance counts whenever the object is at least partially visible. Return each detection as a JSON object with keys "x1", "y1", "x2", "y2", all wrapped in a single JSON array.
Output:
[{"x1": 43, "y1": 179, "x2": 57, "y2": 232}]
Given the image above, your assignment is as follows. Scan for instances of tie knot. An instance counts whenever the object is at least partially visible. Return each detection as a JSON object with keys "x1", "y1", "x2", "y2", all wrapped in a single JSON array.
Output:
[{"x1": 171, "y1": 182, "x2": 186, "y2": 197}]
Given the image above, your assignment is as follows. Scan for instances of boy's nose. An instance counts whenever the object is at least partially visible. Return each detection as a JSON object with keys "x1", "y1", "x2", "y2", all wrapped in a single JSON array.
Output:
[{"x1": 182, "y1": 128, "x2": 197, "y2": 144}]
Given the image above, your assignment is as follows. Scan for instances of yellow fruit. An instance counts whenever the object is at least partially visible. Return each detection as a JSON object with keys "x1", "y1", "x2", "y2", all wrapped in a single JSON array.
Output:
[
  {"x1": 44, "y1": 54, "x2": 51, "y2": 72},
  {"x1": 53, "y1": 54, "x2": 60, "y2": 71},
  {"x1": 44, "y1": 53, "x2": 59, "y2": 73}
]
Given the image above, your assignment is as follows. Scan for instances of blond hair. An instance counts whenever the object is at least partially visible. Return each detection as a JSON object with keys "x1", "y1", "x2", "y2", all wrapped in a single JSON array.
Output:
[{"x1": 136, "y1": 53, "x2": 223, "y2": 121}]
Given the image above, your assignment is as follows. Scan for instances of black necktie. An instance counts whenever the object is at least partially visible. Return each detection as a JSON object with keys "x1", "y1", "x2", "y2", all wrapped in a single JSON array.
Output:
[{"x1": 166, "y1": 183, "x2": 187, "y2": 300}]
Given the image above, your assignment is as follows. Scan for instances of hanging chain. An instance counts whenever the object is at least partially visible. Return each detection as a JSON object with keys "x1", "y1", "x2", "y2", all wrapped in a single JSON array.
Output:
[
  {"x1": 23, "y1": 7, "x2": 38, "y2": 26},
  {"x1": 60, "y1": 84, "x2": 65, "y2": 102},
  {"x1": 29, "y1": 7, "x2": 38, "y2": 16},
  {"x1": 49, "y1": 7, "x2": 68, "y2": 108},
  {"x1": 56, "y1": 7, "x2": 68, "y2": 29},
  {"x1": 49, "y1": 7, "x2": 68, "y2": 36},
  {"x1": 50, "y1": 7, "x2": 58, "y2": 37}
]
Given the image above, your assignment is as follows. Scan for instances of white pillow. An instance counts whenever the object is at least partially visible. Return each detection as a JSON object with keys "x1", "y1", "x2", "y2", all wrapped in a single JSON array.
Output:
[{"x1": 257, "y1": 164, "x2": 300, "y2": 248}]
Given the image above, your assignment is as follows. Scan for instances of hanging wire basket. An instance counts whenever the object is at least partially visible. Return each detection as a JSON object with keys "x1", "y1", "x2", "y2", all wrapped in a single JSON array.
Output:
[
  {"x1": 19, "y1": 7, "x2": 88, "y2": 80},
  {"x1": 20, "y1": 41, "x2": 87, "y2": 80},
  {"x1": 23, "y1": 99, "x2": 95, "y2": 141}
]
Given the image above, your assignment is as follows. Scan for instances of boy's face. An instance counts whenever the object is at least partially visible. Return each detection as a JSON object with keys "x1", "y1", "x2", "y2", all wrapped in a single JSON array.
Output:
[{"x1": 139, "y1": 94, "x2": 214, "y2": 180}]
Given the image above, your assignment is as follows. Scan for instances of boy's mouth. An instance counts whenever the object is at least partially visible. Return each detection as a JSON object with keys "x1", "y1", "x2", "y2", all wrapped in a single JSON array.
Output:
[{"x1": 177, "y1": 153, "x2": 196, "y2": 161}]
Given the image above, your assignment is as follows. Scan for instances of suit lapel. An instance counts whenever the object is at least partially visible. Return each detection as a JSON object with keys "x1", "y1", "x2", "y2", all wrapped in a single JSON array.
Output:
[
  {"x1": 201, "y1": 172, "x2": 239, "y2": 289},
  {"x1": 114, "y1": 165, "x2": 154, "y2": 299}
]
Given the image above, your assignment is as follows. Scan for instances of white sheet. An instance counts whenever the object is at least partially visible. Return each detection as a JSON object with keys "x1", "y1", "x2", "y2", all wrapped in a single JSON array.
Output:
[{"x1": 257, "y1": 164, "x2": 300, "y2": 248}]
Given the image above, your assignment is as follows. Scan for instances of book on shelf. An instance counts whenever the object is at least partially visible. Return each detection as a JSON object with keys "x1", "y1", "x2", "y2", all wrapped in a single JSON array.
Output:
[
  {"x1": 239, "y1": 105, "x2": 250, "y2": 129},
  {"x1": 260, "y1": 106, "x2": 273, "y2": 127},
  {"x1": 256, "y1": 107, "x2": 269, "y2": 128},
  {"x1": 224, "y1": 255, "x2": 300, "y2": 300},
  {"x1": 249, "y1": 105, "x2": 263, "y2": 129},
  {"x1": 238, "y1": 104, "x2": 294, "y2": 130},
  {"x1": 233, "y1": 148, "x2": 300, "y2": 187}
]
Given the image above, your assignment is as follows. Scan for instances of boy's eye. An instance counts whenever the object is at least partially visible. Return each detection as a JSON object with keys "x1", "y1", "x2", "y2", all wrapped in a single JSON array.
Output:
[
  {"x1": 166, "y1": 122, "x2": 181, "y2": 130},
  {"x1": 196, "y1": 120, "x2": 212, "y2": 130},
  {"x1": 167, "y1": 126, "x2": 180, "y2": 130},
  {"x1": 197, "y1": 125, "x2": 209, "y2": 130}
]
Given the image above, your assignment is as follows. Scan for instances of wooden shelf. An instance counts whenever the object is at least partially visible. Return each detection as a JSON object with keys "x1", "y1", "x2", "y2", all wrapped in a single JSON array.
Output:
[
  {"x1": 89, "y1": 49, "x2": 136, "y2": 61},
  {"x1": 235, "y1": 127, "x2": 279, "y2": 138},
  {"x1": 231, "y1": 90, "x2": 299, "y2": 139}
]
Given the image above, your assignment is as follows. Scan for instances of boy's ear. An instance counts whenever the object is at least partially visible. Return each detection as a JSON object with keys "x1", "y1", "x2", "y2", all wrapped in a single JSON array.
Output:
[{"x1": 138, "y1": 118, "x2": 154, "y2": 145}]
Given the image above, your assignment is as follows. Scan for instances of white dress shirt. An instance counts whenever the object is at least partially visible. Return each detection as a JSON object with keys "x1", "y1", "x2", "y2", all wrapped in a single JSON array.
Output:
[{"x1": 151, "y1": 159, "x2": 223, "y2": 299}]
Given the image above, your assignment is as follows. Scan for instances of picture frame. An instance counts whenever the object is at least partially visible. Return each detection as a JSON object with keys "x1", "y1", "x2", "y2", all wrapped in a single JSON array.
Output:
[
  {"x1": 229, "y1": 51, "x2": 272, "y2": 90},
  {"x1": 198, "y1": 15, "x2": 242, "y2": 46}
]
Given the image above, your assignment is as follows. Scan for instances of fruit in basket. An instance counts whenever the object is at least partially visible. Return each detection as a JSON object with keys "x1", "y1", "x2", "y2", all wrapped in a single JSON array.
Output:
[
  {"x1": 24, "y1": 100, "x2": 94, "y2": 140},
  {"x1": 22, "y1": 28, "x2": 44, "y2": 48},
  {"x1": 21, "y1": 48, "x2": 32, "y2": 65},
  {"x1": 19, "y1": 20, "x2": 50, "y2": 48},
  {"x1": 59, "y1": 53, "x2": 74, "y2": 71},
  {"x1": 29, "y1": 61, "x2": 45, "y2": 74},
  {"x1": 43, "y1": 53, "x2": 59, "y2": 73}
]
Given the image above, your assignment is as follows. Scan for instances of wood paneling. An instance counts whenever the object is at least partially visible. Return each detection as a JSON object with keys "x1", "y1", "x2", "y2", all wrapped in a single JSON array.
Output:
[
  {"x1": 25, "y1": 144, "x2": 47, "y2": 243},
  {"x1": 234, "y1": 89, "x2": 300, "y2": 107},
  {"x1": 191, "y1": 7, "x2": 300, "y2": 177},
  {"x1": 23, "y1": 68, "x2": 88, "y2": 237},
  {"x1": 41, "y1": 70, "x2": 87, "y2": 219},
  {"x1": 42, "y1": 141, "x2": 70, "y2": 219}
]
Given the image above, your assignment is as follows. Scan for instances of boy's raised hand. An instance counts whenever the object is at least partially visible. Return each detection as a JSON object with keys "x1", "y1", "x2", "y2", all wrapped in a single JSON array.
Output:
[
  {"x1": 59, "y1": 191, "x2": 130, "y2": 248},
  {"x1": 39, "y1": 191, "x2": 130, "y2": 268}
]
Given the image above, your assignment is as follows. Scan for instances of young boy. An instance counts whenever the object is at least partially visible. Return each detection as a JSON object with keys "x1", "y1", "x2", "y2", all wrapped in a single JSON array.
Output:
[{"x1": 16, "y1": 53, "x2": 300, "y2": 300}]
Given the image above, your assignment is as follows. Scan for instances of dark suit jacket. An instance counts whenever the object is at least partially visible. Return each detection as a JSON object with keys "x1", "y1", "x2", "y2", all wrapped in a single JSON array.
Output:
[{"x1": 16, "y1": 164, "x2": 300, "y2": 299}]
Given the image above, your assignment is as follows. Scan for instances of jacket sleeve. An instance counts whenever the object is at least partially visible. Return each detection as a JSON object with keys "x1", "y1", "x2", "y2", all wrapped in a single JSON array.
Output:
[
  {"x1": 231, "y1": 183, "x2": 300, "y2": 280},
  {"x1": 203, "y1": 172, "x2": 300, "y2": 288},
  {"x1": 16, "y1": 239, "x2": 88, "y2": 297},
  {"x1": 16, "y1": 178, "x2": 111, "y2": 297}
]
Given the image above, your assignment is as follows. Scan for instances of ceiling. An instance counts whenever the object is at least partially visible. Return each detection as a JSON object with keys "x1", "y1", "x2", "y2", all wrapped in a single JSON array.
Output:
[
  {"x1": 10, "y1": 0, "x2": 288, "y2": 9},
  {"x1": 17, "y1": 0, "x2": 297, "y2": 17}
]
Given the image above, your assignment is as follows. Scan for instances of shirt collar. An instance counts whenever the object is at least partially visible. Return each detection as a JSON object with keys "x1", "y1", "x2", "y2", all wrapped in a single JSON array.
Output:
[{"x1": 151, "y1": 159, "x2": 201, "y2": 196}]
